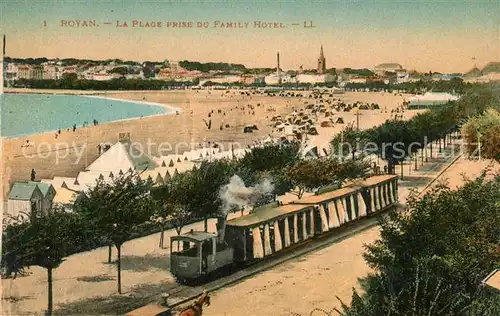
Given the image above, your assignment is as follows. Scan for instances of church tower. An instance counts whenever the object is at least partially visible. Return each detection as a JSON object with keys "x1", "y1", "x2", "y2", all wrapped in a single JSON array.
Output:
[{"x1": 317, "y1": 45, "x2": 326, "y2": 74}]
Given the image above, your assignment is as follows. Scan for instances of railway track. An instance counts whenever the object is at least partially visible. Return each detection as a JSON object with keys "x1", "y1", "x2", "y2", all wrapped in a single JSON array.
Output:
[{"x1": 127, "y1": 142, "x2": 464, "y2": 315}]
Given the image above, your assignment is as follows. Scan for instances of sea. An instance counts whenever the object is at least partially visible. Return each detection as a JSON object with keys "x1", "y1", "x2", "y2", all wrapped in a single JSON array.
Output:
[{"x1": 0, "y1": 93, "x2": 174, "y2": 138}]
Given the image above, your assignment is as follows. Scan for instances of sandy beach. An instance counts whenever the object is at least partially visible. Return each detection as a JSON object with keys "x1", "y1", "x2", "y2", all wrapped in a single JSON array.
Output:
[{"x1": 2, "y1": 89, "x2": 409, "y2": 199}]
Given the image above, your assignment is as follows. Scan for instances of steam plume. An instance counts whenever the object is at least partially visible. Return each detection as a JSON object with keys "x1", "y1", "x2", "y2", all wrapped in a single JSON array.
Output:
[{"x1": 219, "y1": 175, "x2": 275, "y2": 214}]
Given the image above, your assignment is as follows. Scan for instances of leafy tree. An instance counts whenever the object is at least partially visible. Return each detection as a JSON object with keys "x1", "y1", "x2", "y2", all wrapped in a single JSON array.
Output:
[
  {"x1": 461, "y1": 109, "x2": 500, "y2": 162},
  {"x1": 1, "y1": 209, "x2": 86, "y2": 315},
  {"x1": 74, "y1": 173, "x2": 157, "y2": 294},
  {"x1": 330, "y1": 125, "x2": 365, "y2": 159},
  {"x1": 184, "y1": 160, "x2": 235, "y2": 231},
  {"x1": 108, "y1": 66, "x2": 129, "y2": 76},
  {"x1": 285, "y1": 158, "x2": 369, "y2": 198},
  {"x1": 61, "y1": 72, "x2": 77, "y2": 81},
  {"x1": 151, "y1": 175, "x2": 194, "y2": 248},
  {"x1": 339, "y1": 173, "x2": 500, "y2": 315},
  {"x1": 237, "y1": 142, "x2": 301, "y2": 176},
  {"x1": 179, "y1": 60, "x2": 247, "y2": 73}
]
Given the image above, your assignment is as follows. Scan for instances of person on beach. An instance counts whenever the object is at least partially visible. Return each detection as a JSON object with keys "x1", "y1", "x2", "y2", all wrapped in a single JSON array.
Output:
[
  {"x1": 30, "y1": 169, "x2": 36, "y2": 181},
  {"x1": 73, "y1": 124, "x2": 76, "y2": 132}
]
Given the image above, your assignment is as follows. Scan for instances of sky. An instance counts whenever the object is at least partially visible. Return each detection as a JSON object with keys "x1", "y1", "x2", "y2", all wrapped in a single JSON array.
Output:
[{"x1": 0, "y1": 0, "x2": 499, "y2": 73}]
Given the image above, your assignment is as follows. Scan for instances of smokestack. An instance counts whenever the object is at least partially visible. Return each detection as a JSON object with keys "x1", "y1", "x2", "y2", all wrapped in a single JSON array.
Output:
[
  {"x1": 276, "y1": 51, "x2": 280, "y2": 76},
  {"x1": 217, "y1": 217, "x2": 227, "y2": 243}
]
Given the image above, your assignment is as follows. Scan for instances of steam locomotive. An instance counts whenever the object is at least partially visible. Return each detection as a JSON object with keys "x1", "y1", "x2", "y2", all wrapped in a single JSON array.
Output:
[{"x1": 170, "y1": 174, "x2": 399, "y2": 284}]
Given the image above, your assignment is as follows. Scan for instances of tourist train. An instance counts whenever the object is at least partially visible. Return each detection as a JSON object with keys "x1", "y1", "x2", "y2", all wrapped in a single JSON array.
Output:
[{"x1": 170, "y1": 174, "x2": 399, "y2": 283}]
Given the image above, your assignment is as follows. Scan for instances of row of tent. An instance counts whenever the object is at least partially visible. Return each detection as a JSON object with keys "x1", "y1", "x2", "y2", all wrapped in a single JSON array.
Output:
[
  {"x1": 39, "y1": 144, "x2": 254, "y2": 196},
  {"x1": 9, "y1": 141, "x2": 256, "y2": 218}
]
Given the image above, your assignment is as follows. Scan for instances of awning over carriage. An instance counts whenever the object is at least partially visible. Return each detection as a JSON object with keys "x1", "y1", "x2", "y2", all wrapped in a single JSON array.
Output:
[
  {"x1": 226, "y1": 204, "x2": 315, "y2": 262},
  {"x1": 171, "y1": 231, "x2": 217, "y2": 243},
  {"x1": 227, "y1": 204, "x2": 312, "y2": 228},
  {"x1": 292, "y1": 175, "x2": 399, "y2": 233}
]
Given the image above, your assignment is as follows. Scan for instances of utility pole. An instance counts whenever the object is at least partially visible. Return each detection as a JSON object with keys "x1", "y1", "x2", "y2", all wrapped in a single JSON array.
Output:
[{"x1": 355, "y1": 109, "x2": 361, "y2": 131}]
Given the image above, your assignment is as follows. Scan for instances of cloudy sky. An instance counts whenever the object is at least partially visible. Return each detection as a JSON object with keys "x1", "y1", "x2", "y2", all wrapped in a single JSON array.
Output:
[{"x1": 1, "y1": 0, "x2": 498, "y2": 73}]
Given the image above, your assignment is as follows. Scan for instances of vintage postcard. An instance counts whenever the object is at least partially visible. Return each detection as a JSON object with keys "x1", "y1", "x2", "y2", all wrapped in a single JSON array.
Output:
[{"x1": 1, "y1": 1, "x2": 499, "y2": 315}]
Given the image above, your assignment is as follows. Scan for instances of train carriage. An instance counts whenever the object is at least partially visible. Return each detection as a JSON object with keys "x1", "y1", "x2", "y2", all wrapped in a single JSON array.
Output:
[
  {"x1": 225, "y1": 204, "x2": 316, "y2": 263},
  {"x1": 170, "y1": 231, "x2": 234, "y2": 282},
  {"x1": 170, "y1": 174, "x2": 399, "y2": 283}
]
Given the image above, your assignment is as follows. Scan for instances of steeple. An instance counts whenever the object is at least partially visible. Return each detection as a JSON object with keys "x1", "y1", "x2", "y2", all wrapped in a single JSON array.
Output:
[{"x1": 317, "y1": 45, "x2": 326, "y2": 74}]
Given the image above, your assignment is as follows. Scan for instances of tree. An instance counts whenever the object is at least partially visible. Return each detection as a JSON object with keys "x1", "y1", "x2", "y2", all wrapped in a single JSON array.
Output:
[
  {"x1": 462, "y1": 109, "x2": 500, "y2": 162},
  {"x1": 1, "y1": 209, "x2": 86, "y2": 315},
  {"x1": 108, "y1": 66, "x2": 129, "y2": 76},
  {"x1": 339, "y1": 173, "x2": 500, "y2": 315},
  {"x1": 74, "y1": 173, "x2": 157, "y2": 294},
  {"x1": 183, "y1": 160, "x2": 235, "y2": 231},
  {"x1": 151, "y1": 174, "x2": 194, "y2": 248},
  {"x1": 330, "y1": 125, "x2": 365, "y2": 159},
  {"x1": 285, "y1": 158, "x2": 369, "y2": 199}
]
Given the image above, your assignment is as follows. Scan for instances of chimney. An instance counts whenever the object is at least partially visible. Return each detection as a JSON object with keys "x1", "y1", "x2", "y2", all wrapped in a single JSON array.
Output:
[
  {"x1": 276, "y1": 52, "x2": 280, "y2": 77},
  {"x1": 216, "y1": 216, "x2": 227, "y2": 244}
]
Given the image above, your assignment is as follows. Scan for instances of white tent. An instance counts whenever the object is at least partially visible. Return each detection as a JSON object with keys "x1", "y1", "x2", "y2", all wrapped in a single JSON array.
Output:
[{"x1": 86, "y1": 142, "x2": 135, "y2": 173}]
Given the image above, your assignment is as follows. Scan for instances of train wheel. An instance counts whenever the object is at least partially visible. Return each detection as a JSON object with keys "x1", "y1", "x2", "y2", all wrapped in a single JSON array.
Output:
[{"x1": 175, "y1": 276, "x2": 186, "y2": 285}]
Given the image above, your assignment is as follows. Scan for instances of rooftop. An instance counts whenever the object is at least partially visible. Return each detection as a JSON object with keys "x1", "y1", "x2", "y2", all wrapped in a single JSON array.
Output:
[
  {"x1": 374, "y1": 63, "x2": 403, "y2": 70},
  {"x1": 293, "y1": 186, "x2": 359, "y2": 204},
  {"x1": 227, "y1": 204, "x2": 312, "y2": 228},
  {"x1": 28, "y1": 181, "x2": 54, "y2": 197},
  {"x1": 86, "y1": 141, "x2": 157, "y2": 174},
  {"x1": 53, "y1": 188, "x2": 78, "y2": 205},
  {"x1": 482, "y1": 269, "x2": 500, "y2": 291},
  {"x1": 171, "y1": 230, "x2": 217, "y2": 242},
  {"x1": 292, "y1": 175, "x2": 398, "y2": 205},
  {"x1": 8, "y1": 182, "x2": 41, "y2": 201}
]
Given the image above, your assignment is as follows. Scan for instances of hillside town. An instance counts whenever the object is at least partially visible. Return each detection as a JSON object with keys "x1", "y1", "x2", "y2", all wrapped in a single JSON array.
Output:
[{"x1": 4, "y1": 46, "x2": 500, "y2": 89}]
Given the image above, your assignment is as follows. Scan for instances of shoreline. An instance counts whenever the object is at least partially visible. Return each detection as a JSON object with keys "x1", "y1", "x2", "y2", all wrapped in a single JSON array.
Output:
[
  {"x1": 1, "y1": 93, "x2": 182, "y2": 140},
  {"x1": 83, "y1": 94, "x2": 182, "y2": 113}
]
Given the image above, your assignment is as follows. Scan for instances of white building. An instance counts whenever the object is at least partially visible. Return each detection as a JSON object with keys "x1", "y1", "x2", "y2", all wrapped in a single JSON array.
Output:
[
  {"x1": 43, "y1": 64, "x2": 61, "y2": 80},
  {"x1": 200, "y1": 75, "x2": 241, "y2": 85},
  {"x1": 296, "y1": 74, "x2": 336, "y2": 84},
  {"x1": 264, "y1": 73, "x2": 281, "y2": 85},
  {"x1": 407, "y1": 92, "x2": 460, "y2": 109},
  {"x1": 374, "y1": 63, "x2": 403, "y2": 75},
  {"x1": 5, "y1": 63, "x2": 18, "y2": 81}
]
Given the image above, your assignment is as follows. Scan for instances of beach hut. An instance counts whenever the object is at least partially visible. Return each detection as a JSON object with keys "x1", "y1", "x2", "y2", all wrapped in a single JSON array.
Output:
[
  {"x1": 335, "y1": 117, "x2": 345, "y2": 124},
  {"x1": 53, "y1": 187, "x2": 78, "y2": 211},
  {"x1": 28, "y1": 181, "x2": 56, "y2": 212},
  {"x1": 7, "y1": 182, "x2": 44, "y2": 219}
]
